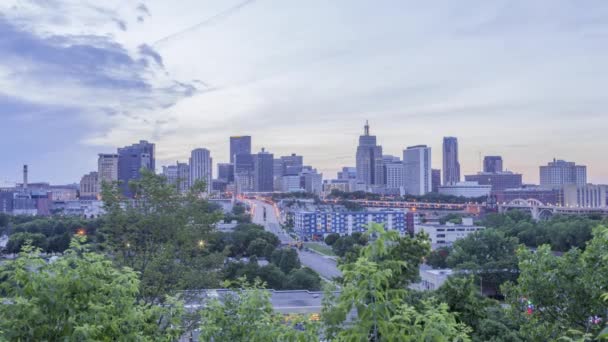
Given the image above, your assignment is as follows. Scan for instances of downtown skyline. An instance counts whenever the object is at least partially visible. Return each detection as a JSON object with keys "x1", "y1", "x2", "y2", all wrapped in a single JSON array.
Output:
[{"x1": 1, "y1": 0, "x2": 608, "y2": 185}]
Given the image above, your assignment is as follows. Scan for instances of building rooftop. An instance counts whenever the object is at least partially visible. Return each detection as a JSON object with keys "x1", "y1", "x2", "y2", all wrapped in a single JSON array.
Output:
[{"x1": 182, "y1": 289, "x2": 334, "y2": 314}]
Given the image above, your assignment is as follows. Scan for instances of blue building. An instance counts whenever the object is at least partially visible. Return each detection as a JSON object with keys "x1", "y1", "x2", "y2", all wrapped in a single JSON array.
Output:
[
  {"x1": 117, "y1": 140, "x2": 155, "y2": 198},
  {"x1": 294, "y1": 210, "x2": 406, "y2": 240}
]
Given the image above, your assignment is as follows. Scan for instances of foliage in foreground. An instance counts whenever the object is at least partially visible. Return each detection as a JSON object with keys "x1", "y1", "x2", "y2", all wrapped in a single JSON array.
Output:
[
  {"x1": 323, "y1": 223, "x2": 470, "y2": 341},
  {"x1": 101, "y1": 170, "x2": 225, "y2": 302},
  {"x1": 503, "y1": 225, "x2": 608, "y2": 341},
  {"x1": 199, "y1": 280, "x2": 319, "y2": 342},
  {"x1": 0, "y1": 238, "x2": 182, "y2": 341}
]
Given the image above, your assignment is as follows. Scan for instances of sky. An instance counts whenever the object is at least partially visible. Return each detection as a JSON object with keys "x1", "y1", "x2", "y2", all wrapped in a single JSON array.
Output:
[{"x1": 1, "y1": 0, "x2": 607, "y2": 186}]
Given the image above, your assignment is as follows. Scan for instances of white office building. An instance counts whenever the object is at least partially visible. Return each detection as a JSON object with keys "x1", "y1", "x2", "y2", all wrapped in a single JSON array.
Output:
[
  {"x1": 385, "y1": 161, "x2": 404, "y2": 191},
  {"x1": 403, "y1": 145, "x2": 432, "y2": 196},
  {"x1": 438, "y1": 181, "x2": 491, "y2": 198},
  {"x1": 562, "y1": 184, "x2": 607, "y2": 208},
  {"x1": 540, "y1": 159, "x2": 587, "y2": 189},
  {"x1": 281, "y1": 175, "x2": 303, "y2": 192},
  {"x1": 415, "y1": 218, "x2": 485, "y2": 249},
  {"x1": 190, "y1": 148, "x2": 212, "y2": 193}
]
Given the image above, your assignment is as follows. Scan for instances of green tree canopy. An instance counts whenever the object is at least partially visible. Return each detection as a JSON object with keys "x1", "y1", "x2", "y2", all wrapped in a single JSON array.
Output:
[
  {"x1": 0, "y1": 238, "x2": 183, "y2": 341},
  {"x1": 323, "y1": 223, "x2": 470, "y2": 341},
  {"x1": 324, "y1": 233, "x2": 340, "y2": 246},
  {"x1": 447, "y1": 229, "x2": 519, "y2": 295},
  {"x1": 199, "y1": 280, "x2": 319, "y2": 341},
  {"x1": 502, "y1": 225, "x2": 608, "y2": 341},
  {"x1": 101, "y1": 170, "x2": 225, "y2": 302}
]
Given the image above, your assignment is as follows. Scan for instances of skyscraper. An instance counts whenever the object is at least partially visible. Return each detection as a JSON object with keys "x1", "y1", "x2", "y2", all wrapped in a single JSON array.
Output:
[
  {"x1": 190, "y1": 148, "x2": 212, "y2": 193},
  {"x1": 162, "y1": 165, "x2": 178, "y2": 185},
  {"x1": 540, "y1": 159, "x2": 587, "y2": 189},
  {"x1": 217, "y1": 163, "x2": 234, "y2": 182},
  {"x1": 301, "y1": 168, "x2": 323, "y2": 194},
  {"x1": 356, "y1": 121, "x2": 384, "y2": 187},
  {"x1": 230, "y1": 136, "x2": 251, "y2": 163},
  {"x1": 98, "y1": 153, "x2": 119, "y2": 188},
  {"x1": 431, "y1": 169, "x2": 441, "y2": 193},
  {"x1": 117, "y1": 140, "x2": 155, "y2": 197},
  {"x1": 403, "y1": 145, "x2": 432, "y2": 196},
  {"x1": 442, "y1": 137, "x2": 460, "y2": 185},
  {"x1": 483, "y1": 156, "x2": 503, "y2": 173},
  {"x1": 254, "y1": 148, "x2": 274, "y2": 192},
  {"x1": 338, "y1": 167, "x2": 357, "y2": 180},
  {"x1": 384, "y1": 161, "x2": 404, "y2": 192},
  {"x1": 281, "y1": 153, "x2": 304, "y2": 175},
  {"x1": 177, "y1": 162, "x2": 190, "y2": 193}
]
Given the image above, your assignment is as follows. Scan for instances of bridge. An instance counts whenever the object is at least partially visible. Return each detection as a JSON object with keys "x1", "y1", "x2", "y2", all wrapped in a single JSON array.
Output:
[
  {"x1": 323, "y1": 199, "x2": 483, "y2": 214},
  {"x1": 498, "y1": 198, "x2": 608, "y2": 220}
]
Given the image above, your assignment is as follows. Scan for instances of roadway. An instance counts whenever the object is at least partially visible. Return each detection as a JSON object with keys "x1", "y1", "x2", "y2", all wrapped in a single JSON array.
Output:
[
  {"x1": 248, "y1": 199, "x2": 342, "y2": 280},
  {"x1": 249, "y1": 199, "x2": 294, "y2": 244}
]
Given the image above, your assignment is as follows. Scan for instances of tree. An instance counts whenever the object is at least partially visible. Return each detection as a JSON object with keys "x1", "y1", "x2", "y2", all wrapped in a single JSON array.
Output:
[
  {"x1": 271, "y1": 248, "x2": 301, "y2": 274},
  {"x1": 332, "y1": 235, "x2": 357, "y2": 257},
  {"x1": 323, "y1": 223, "x2": 470, "y2": 341},
  {"x1": 447, "y1": 229, "x2": 519, "y2": 295},
  {"x1": 0, "y1": 213, "x2": 9, "y2": 234},
  {"x1": 324, "y1": 233, "x2": 340, "y2": 246},
  {"x1": 440, "y1": 213, "x2": 464, "y2": 225},
  {"x1": 502, "y1": 225, "x2": 608, "y2": 341},
  {"x1": 427, "y1": 246, "x2": 451, "y2": 269},
  {"x1": 5, "y1": 232, "x2": 47, "y2": 253},
  {"x1": 0, "y1": 238, "x2": 183, "y2": 341},
  {"x1": 247, "y1": 237, "x2": 272, "y2": 258},
  {"x1": 101, "y1": 170, "x2": 225, "y2": 302},
  {"x1": 436, "y1": 276, "x2": 522, "y2": 342},
  {"x1": 285, "y1": 267, "x2": 322, "y2": 291},
  {"x1": 199, "y1": 280, "x2": 319, "y2": 341}
]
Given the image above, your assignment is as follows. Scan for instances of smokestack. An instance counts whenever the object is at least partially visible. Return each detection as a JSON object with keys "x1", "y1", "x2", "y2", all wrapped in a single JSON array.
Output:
[{"x1": 23, "y1": 165, "x2": 28, "y2": 189}]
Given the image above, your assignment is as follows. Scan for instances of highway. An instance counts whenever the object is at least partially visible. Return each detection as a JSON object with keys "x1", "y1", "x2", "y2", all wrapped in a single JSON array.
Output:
[
  {"x1": 249, "y1": 199, "x2": 294, "y2": 244},
  {"x1": 248, "y1": 199, "x2": 342, "y2": 280}
]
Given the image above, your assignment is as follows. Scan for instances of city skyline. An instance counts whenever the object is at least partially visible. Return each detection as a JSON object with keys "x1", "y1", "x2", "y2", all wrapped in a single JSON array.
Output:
[{"x1": 2, "y1": 1, "x2": 608, "y2": 185}]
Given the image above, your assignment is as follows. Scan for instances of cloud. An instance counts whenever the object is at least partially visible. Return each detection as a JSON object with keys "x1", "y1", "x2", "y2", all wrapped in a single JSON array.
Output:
[{"x1": 0, "y1": 8, "x2": 197, "y2": 148}]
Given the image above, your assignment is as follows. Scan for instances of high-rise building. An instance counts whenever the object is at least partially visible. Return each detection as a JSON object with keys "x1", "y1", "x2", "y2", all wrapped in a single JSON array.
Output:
[
  {"x1": 281, "y1": 153, "x2": 304, "y2": 175},
  {"x1": 539, "y1": 159, "x2": 587, "y2": 189},
  {"x1": 177, "y1": 162, "x2": 190, "y2": 193},
  {"x1": 79, "y1": 171, "x2": 99, "y2": 199},
  {"x1": 217, "y1": 163, "x2": 234, "y2": 182},
  {"x1": 465, "y1": 171, "x2": 523, "y2": 191},
  {"x1": 273, "y1": 159, "x2": 284, "y2": 178},
  {"x1": 230, "y1": 136, "x2": 251, "y2": 163},
  {"x1": 338, "y1": 167, "x2": 357, "y2": 180},
  {"x1": 162, "y1": 165, "x2": 178, "y2": 185},
  {"x1": 234, "y1": 153, "x2": 255, "y2": 193},
  {"x1": 254, "y1": 148, "x2": 274, "y2": 192},
  {"x1": 356, "y1": 121, "x2": 384, "y2": 187},
  {"x1": 384, "y1": 160, "x2": 404, "y2": 191},
  {"x1": 301, "y1": 168, "x2": 323, "y2": 194},
  {"x1": 117, "y1": 141, "x2": 155, "y2": 197},
  {"x1": 442, "y1": 137, "x2": 460, "y2": 185},
  {"x1": 281, "y1": 175, "x2": 303, "y2": 192},
  {"x1": 234, "y1": 153, "x2": 254, "y2": 173},
  {"x1": 431, "y1": 169, "x2": 441, "y2": 193},
  {"x1": 97, "y1": 153, "x2": 119, "y2": 189},
  {"x1": 403, "y1": 145, "x2": 432, "y2": 196},
  {"x1": 190, "y1": 148, "x2": 212, "y2": 193},
  {"x1": 483, "y1": 156, "x2": 503, "y2": 173}
]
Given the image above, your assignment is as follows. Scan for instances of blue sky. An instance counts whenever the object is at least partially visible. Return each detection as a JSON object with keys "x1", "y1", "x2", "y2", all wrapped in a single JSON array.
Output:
[{"x1": 1, "y1": 0, "x2": 607, "y2": 185}]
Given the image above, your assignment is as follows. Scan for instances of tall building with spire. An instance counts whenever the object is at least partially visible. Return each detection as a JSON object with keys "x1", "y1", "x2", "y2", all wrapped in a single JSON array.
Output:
[
  {"x1": 356, "y1": 121, "x2": 384, "y2": 187},
  {"x1": 442, "y1": 137, "x2": 460, "y2": 185}
]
